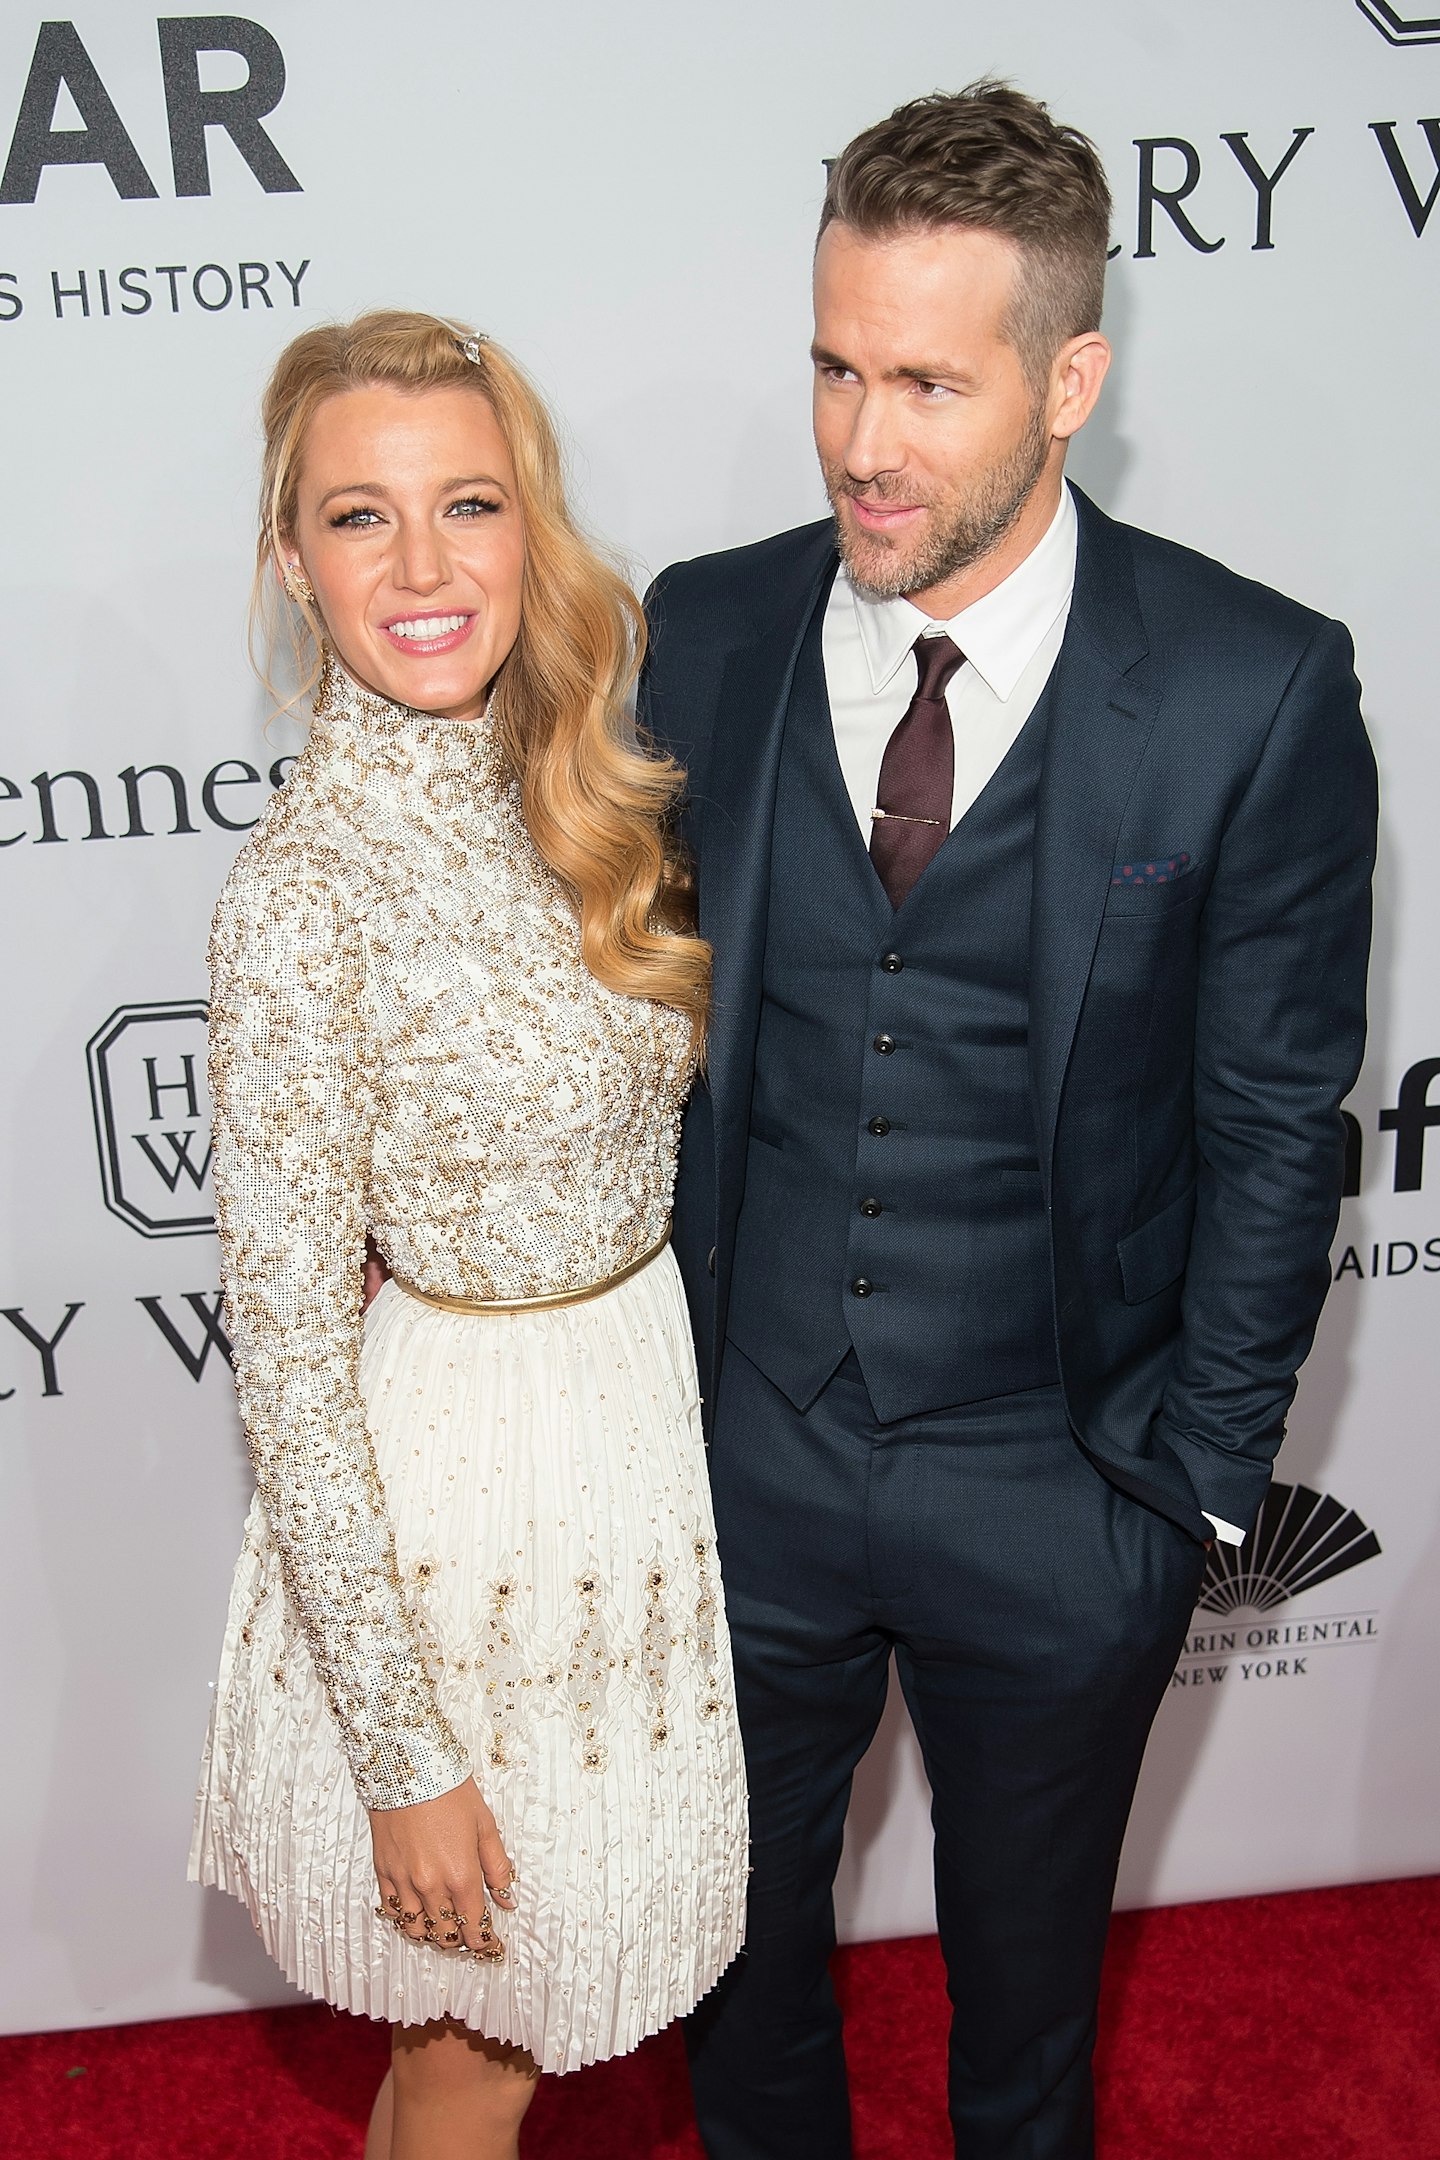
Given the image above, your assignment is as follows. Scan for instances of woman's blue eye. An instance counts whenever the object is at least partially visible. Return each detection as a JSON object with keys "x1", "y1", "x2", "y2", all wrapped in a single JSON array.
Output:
[{"x1": 325, "y1": 497, "x2": 502, "y2": 529}]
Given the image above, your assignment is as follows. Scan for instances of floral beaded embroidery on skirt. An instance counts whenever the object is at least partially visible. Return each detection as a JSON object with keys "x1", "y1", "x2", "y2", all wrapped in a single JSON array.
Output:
[{"x1": 190, "y1": 1246, "x2": 749, "y2": 2074}]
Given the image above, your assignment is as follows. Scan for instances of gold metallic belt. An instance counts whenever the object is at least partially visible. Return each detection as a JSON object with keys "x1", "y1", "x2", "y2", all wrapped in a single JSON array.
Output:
[{"x1": 391, "y1": 1226, "x2": 670, "y2": 1316}]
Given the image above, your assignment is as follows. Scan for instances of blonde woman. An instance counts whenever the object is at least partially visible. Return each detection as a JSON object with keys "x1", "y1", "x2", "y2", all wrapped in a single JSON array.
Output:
[{"x1": 190, "y1": 312, "x2": 747, "y2": 2160}]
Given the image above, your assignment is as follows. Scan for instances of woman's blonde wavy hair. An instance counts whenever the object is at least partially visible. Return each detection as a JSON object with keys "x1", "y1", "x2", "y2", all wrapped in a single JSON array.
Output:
[{"x1": 250, "y1": 309, "x2": 708, "y2": 1047}]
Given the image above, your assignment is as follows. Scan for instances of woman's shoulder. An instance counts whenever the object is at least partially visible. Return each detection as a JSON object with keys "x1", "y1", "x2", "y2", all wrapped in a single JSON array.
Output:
[{"x1": 211, "y1": 758, "x2": 368, "y2": 962}]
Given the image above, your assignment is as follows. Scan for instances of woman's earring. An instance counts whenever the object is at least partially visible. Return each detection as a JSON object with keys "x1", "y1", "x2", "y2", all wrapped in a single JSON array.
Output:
[{"x1": 284, "y1": 561, "x2": 316, "y2": 605}]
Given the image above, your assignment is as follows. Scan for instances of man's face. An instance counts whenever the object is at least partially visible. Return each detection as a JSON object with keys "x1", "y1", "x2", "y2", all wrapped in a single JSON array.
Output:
[{"x1": 812, "y1": 222, "x2": 1059, "y2": 604}]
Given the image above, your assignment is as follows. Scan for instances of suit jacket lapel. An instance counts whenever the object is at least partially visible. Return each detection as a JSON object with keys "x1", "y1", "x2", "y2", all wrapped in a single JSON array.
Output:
[
  {"x1": 699, "y1": 526, "x2": 838, "y2": 1166},
  {"x1": 1030, "y1": 489, "x2": 1160, "y2": 1177}
]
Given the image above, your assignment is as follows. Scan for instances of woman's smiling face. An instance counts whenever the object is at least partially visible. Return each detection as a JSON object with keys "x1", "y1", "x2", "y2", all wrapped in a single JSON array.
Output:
[{"x1": 286, "y1": 381, "x2": 526, "y2": 720}]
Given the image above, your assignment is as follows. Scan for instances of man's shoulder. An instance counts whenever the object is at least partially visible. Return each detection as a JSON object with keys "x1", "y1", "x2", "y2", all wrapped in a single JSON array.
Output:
[
  {"x1": 648, "y1": 519, "x2": 835, "y2": 640},
  {"x1": 1080, "y1": 490, "x2": 1341, "y2": 665}
]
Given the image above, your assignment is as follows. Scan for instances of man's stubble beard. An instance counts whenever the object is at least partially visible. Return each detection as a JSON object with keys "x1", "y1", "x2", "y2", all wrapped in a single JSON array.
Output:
[{"x1": 822, "y1": 394, "x2": 1053, "y2": 603}]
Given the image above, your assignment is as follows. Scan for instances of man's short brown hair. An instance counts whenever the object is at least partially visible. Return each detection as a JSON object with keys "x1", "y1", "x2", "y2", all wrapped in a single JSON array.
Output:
[{"x1": 819, "y1": 82, "x2": 1113, "y2": 388}]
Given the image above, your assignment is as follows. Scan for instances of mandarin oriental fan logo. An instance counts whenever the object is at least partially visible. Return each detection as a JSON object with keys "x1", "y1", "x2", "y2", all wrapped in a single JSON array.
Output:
[
  {"x1": 1173, "y1": 1483, "x2": 1383, "y2": 1693},
  {"x1": 1198, "y1": 1483, "x2": 1381, "y2": 1614}
]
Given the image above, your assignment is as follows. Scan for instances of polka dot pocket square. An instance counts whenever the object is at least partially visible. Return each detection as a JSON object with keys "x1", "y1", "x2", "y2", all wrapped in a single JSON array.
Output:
[{"x1": 1110, "y1": 852, "x2": 1192, "y2": 889}]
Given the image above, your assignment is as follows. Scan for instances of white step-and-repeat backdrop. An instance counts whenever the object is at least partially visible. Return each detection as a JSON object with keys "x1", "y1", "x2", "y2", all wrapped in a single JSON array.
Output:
[{"x1": 2, "y1": 0, "x2": 1437, "y2": 2035}]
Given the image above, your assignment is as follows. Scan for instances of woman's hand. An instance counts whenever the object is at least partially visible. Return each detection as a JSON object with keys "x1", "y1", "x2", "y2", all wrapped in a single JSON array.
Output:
[{"x1": 370, "y1": 1778, "x2": 517, "y2": 1960}]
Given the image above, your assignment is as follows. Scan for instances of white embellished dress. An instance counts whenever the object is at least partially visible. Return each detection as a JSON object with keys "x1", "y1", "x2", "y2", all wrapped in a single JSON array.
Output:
[{"x1": 189, "y1": 667, "x2": 747, "y2": 2072}]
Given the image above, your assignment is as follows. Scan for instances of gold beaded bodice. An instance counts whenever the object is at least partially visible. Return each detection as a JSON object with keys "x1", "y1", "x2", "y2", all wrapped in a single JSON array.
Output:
[{"x1": 207, "y1": 665, "x2": 692, "y2": 1810}]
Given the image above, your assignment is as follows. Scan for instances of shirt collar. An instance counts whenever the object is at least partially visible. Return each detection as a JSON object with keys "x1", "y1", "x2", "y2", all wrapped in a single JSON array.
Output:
[{"x1": 847, "y1": 481, "x2": 1078, "y2": 702}]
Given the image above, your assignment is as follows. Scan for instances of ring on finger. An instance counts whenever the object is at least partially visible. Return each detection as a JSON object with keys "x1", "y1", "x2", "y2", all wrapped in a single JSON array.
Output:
[{"x1": 469, "y1": 1904, "x2": 506, "y2": 1964}]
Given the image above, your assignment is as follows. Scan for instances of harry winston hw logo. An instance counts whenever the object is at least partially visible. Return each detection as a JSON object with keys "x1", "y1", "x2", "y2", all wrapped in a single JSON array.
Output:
[
  {"x1": 87, "y1": 1001, "x2": 214, "y2": 1238},
  {"x1": 1356, "y1": 2, "x2": 1440, "y2": 43},
  {"x1": 1198, "y1": 1482, "x2": 1381, "y2": 1615}
]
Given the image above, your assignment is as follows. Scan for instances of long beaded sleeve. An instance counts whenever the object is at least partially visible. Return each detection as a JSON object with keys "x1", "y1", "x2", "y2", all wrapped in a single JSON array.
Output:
[{"x1": 208, "y1": 854, "x2": 472, "y2": 1812}]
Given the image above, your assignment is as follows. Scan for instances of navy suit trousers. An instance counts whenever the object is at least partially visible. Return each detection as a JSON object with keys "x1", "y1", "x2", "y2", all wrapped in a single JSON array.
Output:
[{"x1": 686, "y1": 1346, "x2": 1207, "y2": 2160}]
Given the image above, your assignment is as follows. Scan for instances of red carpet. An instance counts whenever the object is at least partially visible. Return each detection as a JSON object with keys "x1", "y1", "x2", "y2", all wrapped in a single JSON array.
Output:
[{"x1": 3, "y1": 1878, "x2": 1437, "y2": 2158}]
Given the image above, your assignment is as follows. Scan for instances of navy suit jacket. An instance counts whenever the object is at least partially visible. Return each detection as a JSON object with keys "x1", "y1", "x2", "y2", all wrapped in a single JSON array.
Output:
[{"x1": 640, "y1": 487, "x2": 1377, "y2": 1540}]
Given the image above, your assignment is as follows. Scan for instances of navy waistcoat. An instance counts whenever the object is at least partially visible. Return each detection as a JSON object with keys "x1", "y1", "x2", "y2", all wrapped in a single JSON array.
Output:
[{"x1": 724, "y1": 604, "x2": 1060, "y2": 1422}]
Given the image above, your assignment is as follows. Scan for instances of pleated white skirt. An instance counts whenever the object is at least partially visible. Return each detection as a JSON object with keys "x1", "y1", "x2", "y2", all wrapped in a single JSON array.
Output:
[{"x1": 189, "y1": 1245, "x2": 748, "y2": 2073}]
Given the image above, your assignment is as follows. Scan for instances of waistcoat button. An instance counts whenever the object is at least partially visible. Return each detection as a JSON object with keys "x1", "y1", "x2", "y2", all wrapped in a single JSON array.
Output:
[
  {"x1": 859, "y1": 1197, "x2": 883, "y2": 1217},
  {"x1": 872, "y1": 1033, "x2": 896, "y2": 1055},
  {"x1": 867, "y1": 1116, "x2": 891, "y2": 1136},
  {"x1": 850, "y1": 1277, "x2": 874, "y2": 1298},
  {"x1": 880, "y1": 952, "x2": 903, "y2": 973}
]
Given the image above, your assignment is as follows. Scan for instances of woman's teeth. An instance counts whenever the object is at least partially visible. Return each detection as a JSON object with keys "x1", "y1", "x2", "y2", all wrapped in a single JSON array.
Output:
[{"x1": 389, "y1": 615, "x2": 469, "y2": 641}]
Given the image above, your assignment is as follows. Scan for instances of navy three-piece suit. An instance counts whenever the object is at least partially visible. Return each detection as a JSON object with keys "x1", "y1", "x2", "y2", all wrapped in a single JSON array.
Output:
[{"x1": 640, "y1": 486, "x2": 1376, "y2": 2157}]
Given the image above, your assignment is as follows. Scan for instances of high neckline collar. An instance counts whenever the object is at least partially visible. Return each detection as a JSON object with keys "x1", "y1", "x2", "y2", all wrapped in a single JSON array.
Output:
[{"x1": 309, "y1": 653, "x2": 503, "y2": 781}]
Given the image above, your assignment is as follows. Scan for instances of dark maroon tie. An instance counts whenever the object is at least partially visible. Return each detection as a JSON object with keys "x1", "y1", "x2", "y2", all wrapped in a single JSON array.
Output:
[{"x1": 869, "y1": 632, "x2": 964, "y2": 908}]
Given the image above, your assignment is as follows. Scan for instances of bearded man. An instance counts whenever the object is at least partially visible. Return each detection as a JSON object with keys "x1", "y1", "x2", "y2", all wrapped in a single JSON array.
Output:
[{"x1": 640, "y1": 82, "x2": 1376, "y2": 2160}]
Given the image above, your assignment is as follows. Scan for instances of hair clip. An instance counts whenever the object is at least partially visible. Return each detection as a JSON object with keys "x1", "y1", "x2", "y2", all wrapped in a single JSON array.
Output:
[{"x1": 459, "y1": 333, "x2": 489, "y2": 364}]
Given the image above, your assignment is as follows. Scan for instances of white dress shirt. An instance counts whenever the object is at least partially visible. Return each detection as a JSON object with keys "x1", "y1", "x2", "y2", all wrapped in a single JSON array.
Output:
[
  {"x1": 824, "y1": 482, "x2": 1077, "y2": 839},
  {"x1": 819, "y1": 482, "x2": 1241, "y2": 1549}
]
